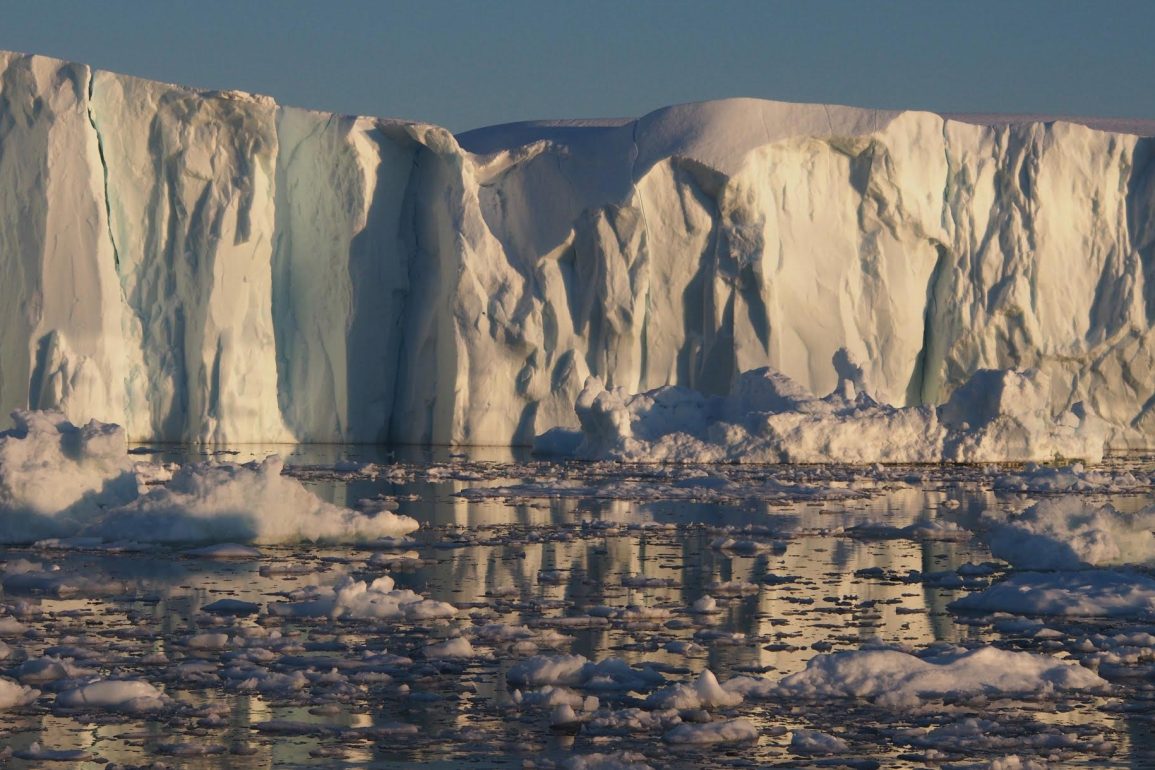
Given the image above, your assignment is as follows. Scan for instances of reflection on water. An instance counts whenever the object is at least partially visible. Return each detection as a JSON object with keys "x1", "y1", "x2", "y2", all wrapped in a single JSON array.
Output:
[{"x1": 0, "y1": 452, "x2": 1153, "y2": 768}]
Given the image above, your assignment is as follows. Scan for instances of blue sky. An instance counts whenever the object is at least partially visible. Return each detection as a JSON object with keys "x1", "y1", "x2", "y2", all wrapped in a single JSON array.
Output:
[{"x1": 1, "y1": 1, "x2": 1151, "y2": 132}]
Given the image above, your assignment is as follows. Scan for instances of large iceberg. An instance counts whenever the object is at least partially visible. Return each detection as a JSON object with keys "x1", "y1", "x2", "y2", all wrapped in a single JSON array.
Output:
[{"x1": 2, "y1": 50, "x2": 1154, "y2": 450}]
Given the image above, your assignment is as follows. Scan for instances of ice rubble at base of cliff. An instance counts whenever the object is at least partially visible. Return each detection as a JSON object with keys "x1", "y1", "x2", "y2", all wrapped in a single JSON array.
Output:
[{"x1": 538, "y1": 354, "x2": 1107, "y2": 463}]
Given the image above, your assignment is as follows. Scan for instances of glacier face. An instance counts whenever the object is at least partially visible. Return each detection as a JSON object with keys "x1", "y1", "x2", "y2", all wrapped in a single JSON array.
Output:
[{"x1": 1, "y1": 50, "x2": 1154, "y2": 447}]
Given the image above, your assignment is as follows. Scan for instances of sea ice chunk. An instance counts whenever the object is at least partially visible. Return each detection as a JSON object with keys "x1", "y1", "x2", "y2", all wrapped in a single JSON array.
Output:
[
  {"x1": 662, "y1": 717, "x2": 759, "y2": 745},
  {"x1": 952, "y1": 571, "x2": 1155, "y2": 618},
  {"x1": 269, "y1": 576, "x2": 456, "y2": 621},
  {"x1": 547, "y1": 360, "x2": 1103, "y2": 463},
  {"x1": 0, "y1": 411, "x2": 420, "y2": 544},
  {"x1": 0, "y1": 678, "x2": 39, "y2": 709},
  {"x1": 729, "y1": 646, "x2": 1106, "y2": 706},
  {"x1": 56, "y1": 679, "x2": 169, "y2": 712},
  {"x1": 986, "y1": 497, "x2": 1155, "y2": 569}
]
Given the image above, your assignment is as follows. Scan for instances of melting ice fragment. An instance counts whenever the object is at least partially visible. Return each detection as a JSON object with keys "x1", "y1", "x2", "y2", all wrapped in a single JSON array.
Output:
[
  {"x1": 726, "y1": 646, "x2": 1107, "y2": 706},
  {"x1": 0, "y1": 411, "x2": 419, "y2": 544},
  {"x1": 55, "y1": 679, "x2": 169, "y2": 712},
  {"x1": 268, "y1": 576, "x2": 457, "y2": 621},
  {"x1": 985, "y1": 497, "x2": 1155, "y2": 569},
  {"x1": 0, "y1": 678, "x2": 39, "y2": 710}
]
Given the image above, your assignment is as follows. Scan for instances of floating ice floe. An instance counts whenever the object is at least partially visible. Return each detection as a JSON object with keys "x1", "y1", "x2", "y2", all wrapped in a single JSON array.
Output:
[
  {"x1": 985, "y1": 497, "x2": 1155, "y2": 569},
  {"x1": 15, "y1": 656, "x2": 96, "y2": 684},
  {"x1": 12, "y1": 743, "x2": 95, "y2": 762},
  {"x1": 269, "y1": 576, "x2": 457, "y2": 621},
  {"x1": 55, "y1": 679, "x2": 169, "y2": 712},
  {"x1": 0, "y1": 411, "x2": 419, "y2": 544},
  {"x1": 726, "y1": 646, "x2": 1107, "y2": 706},
  {"x1": 992, "y1": 462, "x2": 1154, "y2": 494},
  {"x1": 662, "y1": 717, "x2": 759, "y2": 745},
  {"x1": 952, "y1": 570, "x2": 1155, "y2": 618},
  {"x1": 790, "y1": 729, "x2": 849, "y2": 755},
  {"x1": 0, "y1": 411, "x2": 138, "y2": 540},
  {"x1": 561, "y1": 752, "x2": 655, "y2": 770},
  {"x1": 645, "y1": 669, "x2": 742, "y2": 710},
  {"x1": 507, "y1": 654, "x2": 666, "y2": 691},
  {"x1": 538, "y1": 359, "x2": 1104, "y2": 463},
  {"x1": 423, "y1": 637, "x2": 476, "y2": 659},
  {"x1": 0, "y1": 678, "x2": 39, "y2": 709}
]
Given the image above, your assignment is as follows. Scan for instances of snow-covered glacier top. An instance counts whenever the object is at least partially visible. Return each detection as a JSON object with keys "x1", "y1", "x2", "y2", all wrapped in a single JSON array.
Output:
[{"x1": 2, "y1": 49, "x2": 1155, "y2": 455}]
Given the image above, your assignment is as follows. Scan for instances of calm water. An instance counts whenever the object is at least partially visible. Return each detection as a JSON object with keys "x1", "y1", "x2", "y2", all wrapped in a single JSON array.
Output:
[{"x1": 0, "y1": 449, "x2": 1152, "y2": 768}]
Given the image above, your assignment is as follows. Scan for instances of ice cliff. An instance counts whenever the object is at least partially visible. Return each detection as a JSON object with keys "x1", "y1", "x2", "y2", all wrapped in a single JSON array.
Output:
[{"x1": 2, "y1": 50, "x2": 1154, "y2": 449}]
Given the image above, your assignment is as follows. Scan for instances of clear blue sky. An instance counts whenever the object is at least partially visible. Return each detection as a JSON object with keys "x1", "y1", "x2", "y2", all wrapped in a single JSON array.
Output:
[{"x1": 1, "y1": 0, "x2": 1151, "y2": 132}]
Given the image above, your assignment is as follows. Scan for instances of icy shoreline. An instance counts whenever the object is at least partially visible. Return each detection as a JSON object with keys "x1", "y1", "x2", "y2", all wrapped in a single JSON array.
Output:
[{"x1": 538, "y1": 359, "x2": 1107, "y2": 464}]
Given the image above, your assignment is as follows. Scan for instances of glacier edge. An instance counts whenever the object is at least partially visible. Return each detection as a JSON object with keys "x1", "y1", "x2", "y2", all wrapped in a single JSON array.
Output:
[{"x1": 0, "y1": 49, "x2": 1153, "y2": 451}]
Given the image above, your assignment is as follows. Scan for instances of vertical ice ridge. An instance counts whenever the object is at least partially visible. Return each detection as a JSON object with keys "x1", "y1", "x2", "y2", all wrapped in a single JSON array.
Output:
[
  {"x1": 3, "y1": 50, "x2": 1155, "y2": 447},
  {"x1": 85, "y1": 67, "x2": 120, "y2": 275},
  {"x1": 629, "y1": 118, "x2": 653, "y2": 387}
]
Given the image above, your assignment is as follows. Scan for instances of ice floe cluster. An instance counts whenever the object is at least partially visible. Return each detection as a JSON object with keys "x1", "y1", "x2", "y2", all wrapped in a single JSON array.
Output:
[
  {"x1": 0, "y1": 410, "x2": 417, "y2": 544},
  {"x1": 540, "y1": 357, "x2": 1105, "y2": 463}
]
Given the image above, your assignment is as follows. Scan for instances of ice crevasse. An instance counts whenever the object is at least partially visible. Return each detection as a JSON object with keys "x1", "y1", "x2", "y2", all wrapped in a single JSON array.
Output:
[{"x1": 2, "y1": 49, "x2": 1155, "y2": 451}]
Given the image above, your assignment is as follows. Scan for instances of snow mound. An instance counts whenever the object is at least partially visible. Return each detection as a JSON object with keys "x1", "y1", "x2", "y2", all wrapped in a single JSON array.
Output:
[
  {"x1": 544, "y1": 360, "x2": 1104, "y2": 463},
  {"x1": 0, "y1": 412, "x2": 419, "y2": 544},
  {"x1": 986, "y1": 498, "x2": 1155, "y2": 569},
  {"x1": 729, "y1": 646, "x2": 1106, "y2": 706}
]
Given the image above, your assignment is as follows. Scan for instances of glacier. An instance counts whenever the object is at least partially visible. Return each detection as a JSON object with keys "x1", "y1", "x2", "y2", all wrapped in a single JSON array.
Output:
[{"x1": 2, "y1": 49, "x2": 1155, "y2": 450}]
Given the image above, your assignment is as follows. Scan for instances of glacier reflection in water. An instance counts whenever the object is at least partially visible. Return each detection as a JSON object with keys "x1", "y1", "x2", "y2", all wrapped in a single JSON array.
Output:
[{"x1": 0, "y1": 450, "x2": 1153, "y2": 768}]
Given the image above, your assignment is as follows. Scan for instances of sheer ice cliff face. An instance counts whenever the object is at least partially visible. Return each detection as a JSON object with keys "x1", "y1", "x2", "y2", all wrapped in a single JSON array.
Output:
[{"x1": 1, "y1": 50, "x2": 1154, "y2": 447}]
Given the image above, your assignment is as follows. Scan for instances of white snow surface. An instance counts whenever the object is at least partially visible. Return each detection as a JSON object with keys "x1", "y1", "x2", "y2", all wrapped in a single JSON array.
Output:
[
  {"x1": 542, "y1": 363, "x2": 1104, "y2": 463},
  {"x1": 0, "y1": 411, "x2": 418, "y2": 544},
  {"x1": 1, "y1": 50, "x2": 1154, "y2": 451}
]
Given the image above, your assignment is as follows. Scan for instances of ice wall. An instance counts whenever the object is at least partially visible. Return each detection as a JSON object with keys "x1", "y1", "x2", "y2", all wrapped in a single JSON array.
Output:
[{"x1": 0, "y1": 50, "x2": 1153, "y2": 448}]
